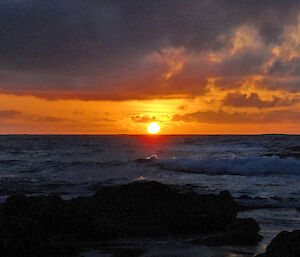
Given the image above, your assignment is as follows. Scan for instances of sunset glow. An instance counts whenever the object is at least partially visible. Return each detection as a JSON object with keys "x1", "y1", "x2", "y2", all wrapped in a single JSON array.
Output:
[{"x1": 1, "y1": 2, "x2": 299, "y2": 256}]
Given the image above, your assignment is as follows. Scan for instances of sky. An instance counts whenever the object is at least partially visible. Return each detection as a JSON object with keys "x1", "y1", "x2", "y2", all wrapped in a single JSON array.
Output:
[{"x1": 1, "y1": 0, "x2": 300, "y2": 134}]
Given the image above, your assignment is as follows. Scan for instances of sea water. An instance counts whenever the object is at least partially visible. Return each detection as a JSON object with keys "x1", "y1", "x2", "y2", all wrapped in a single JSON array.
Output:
[{"x1": 0, "y1": 134, "x2": 300, "y2": 256}]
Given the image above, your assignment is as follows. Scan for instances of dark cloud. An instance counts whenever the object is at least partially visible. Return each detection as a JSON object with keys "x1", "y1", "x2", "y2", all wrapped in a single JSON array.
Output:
[
  {"x1": 220, "y1": 51, "x2": 269, "y2": 77},
  {"x1": 259, "y1": 57, "x2": 300, "y2": 92},
  {"x1": 172, "y1": 110, "x2": 300, "y2": 124},
  {"x1": 268, "y1": 58, "x2": 300, "y2": 76},
  {"x1": 257, "y1": 76, "x2": 300, "y2": 93},
  {"x1": 222, "y1": 92, "x2": 300, "y2": 108},
  {"x1": 0, "y1": 0, "x2": 299, "y2": 99}
]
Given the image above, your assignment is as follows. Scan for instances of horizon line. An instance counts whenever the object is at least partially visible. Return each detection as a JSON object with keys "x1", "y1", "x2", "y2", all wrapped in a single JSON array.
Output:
[{"x1": 0, "y1": 133, "x2": 299, "y2": 136}]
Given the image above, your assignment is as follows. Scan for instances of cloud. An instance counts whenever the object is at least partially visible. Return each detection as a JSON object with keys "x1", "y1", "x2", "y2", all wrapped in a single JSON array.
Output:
[
  {"x1": 0, "y1": 110, "x2": 72, "y2": 123},
  {"x1": 33, "y1": 116, "x2": 69, "y2": 123},
  {"x1": 172, "y1": 110, "x2": 300, "y2": 124},
  {"x1": 130, "y1": 114, "x2": 157, "y2": 123},
  {"x1": 94, "y1": 118, "x2": 116, "y2": 122},
  {"x1": 222, "y1": 92, "x2": 300, "y2": 108},
  {"x1": 0, "y1": 110, "x2": 22, "y2": 119},
  {"x1": 177, "y1": 105, "x2": 188, "y2": 110},
  {"x1": 0, "y1": 1, "x2": 300, "y2": 100}
]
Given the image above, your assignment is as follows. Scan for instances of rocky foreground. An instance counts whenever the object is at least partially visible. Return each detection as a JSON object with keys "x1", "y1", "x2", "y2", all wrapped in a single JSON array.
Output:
[
  {"x1": 0, "y1": 181, "x2": 261, "y2": 257},
  {"x1": 256, "y1": 230, "x2": 300, "y2": 257}
]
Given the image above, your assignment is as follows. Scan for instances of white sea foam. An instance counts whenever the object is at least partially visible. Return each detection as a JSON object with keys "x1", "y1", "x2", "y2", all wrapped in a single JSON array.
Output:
[{"x1": 157, "y1": 156, "x2": 300, "y2": 176}]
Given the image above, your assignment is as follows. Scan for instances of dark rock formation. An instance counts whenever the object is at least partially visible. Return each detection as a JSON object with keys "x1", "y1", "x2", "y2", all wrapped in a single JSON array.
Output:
[
  {"x1": 0, "y1": 181, "x2": 262, "y2": 257},
  {"x1": 255, "y1": 230, "x2": 300, "y2": 257},
  {"x1": 194, "y1": 218, "x2": 262, "y2": 246},
  {"x1": 91, "y1": 181, "x2": 237, "y2": 236}
]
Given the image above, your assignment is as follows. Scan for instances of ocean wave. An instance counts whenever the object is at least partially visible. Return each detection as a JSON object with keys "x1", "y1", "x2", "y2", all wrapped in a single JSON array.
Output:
[{"x1": 157, "y1": 156, "x2": 300, "y2": 176}]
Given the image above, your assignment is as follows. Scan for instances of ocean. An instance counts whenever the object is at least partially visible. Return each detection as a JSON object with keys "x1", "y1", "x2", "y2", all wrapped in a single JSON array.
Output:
[{"x1": 1, "y1": 134, "x2": 300, "y2": 257}]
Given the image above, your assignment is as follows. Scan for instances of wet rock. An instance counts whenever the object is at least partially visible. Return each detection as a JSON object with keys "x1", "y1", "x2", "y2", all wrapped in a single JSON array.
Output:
[
  {"x1": 109, "y1": 248, "x2": 144, "y2": 257},
  {"x1": 225, "y1": 218, "x2": 262, "y2": 245},
  {"x1": 266, "y1": 230, "x2": 300, "y2": 257},
  {"x1": 92, "y1": 181, "x2": 238, "y2": 236},
  {"x1": 193, "y1": 218, "x2": 262, "y2": 246},
  {"x1": 0, "y1": 195, "x2": 80, "y2": 257},
  {"x1": 0, "y1": 181, "x2": 261, "y2": 257},
  {"x1": 255, "y1": 230, "x2": 300, "y2": 257}
]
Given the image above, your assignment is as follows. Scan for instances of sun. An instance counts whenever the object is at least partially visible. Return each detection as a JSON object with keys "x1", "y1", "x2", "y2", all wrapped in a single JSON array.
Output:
[{"x1": 147, "y1": 122, "x2": 160, "y2": 134}]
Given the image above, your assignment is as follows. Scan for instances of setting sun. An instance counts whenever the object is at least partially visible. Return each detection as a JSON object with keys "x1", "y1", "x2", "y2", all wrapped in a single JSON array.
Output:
[{"x1": 147, "y1": 122, "x2": 160, "y2": 134}]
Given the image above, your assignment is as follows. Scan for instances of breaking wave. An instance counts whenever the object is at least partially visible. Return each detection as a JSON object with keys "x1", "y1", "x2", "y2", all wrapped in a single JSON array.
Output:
[{"x1": 157, "y1": 156, "x2": 300, "y2": 176}]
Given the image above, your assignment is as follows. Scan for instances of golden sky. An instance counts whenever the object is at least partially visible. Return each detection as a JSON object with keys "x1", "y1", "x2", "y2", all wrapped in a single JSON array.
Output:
[{"x1": 1, "y1": 85, "x2": 300, "y2": 134}]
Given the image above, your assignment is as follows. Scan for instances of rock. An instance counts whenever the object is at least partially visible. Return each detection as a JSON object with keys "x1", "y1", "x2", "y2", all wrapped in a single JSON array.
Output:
[
  {"x1": 92, "y1": 181, "x2": 238, "y2": 236},
  {"x1": 193, "y1": 218, "x2": 262, "y2": 246},
  {"x1": 0, "y1": 181, "x2": 262, "y2": 257},
  {"x1": 266, "y1": 230, "x2": 300, "y2": 257},
  {"x1": 0, "y1": 195, "x2": 80, "y2": 257},
  {"x1": 109, "y1": 248, "x2": 144, "y2": 257},
  {"x1": 256, "y1": 230, "x2": 300, "y2": 257},
  {"x1": 217, "y1": 218, "x2": 262, "y2": 245}
]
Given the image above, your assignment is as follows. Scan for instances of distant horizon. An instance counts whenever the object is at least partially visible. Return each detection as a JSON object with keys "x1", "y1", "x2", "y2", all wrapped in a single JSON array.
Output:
[{"x1": 1, "y1": 133, "x2": 299, "y2": 136}]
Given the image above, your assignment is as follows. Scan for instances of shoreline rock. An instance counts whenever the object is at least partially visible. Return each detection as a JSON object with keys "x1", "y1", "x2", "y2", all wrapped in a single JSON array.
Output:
[
  {"x1": 255, "y1": 230, "x2": 300, "y2": 257},
  {"x1": 0, "y1": 181, "x2": 262, "y2": 257},
  {"x1": 193, "y1": 218, "x2": 262, "y2": 246}
]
